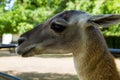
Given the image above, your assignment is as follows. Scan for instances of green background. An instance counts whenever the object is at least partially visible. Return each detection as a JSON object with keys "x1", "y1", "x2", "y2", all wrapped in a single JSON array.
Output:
[{"x1": 0, "y1": 0, "x2": 120, "y2": 36}]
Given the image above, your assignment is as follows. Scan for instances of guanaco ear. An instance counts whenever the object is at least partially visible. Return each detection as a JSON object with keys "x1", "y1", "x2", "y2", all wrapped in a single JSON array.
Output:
[{"x1": 89, "y1": 14, "x2": 120, "y2": 28}]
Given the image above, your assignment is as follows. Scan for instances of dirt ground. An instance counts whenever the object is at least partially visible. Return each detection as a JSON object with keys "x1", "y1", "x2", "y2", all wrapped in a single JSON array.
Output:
[{"x1": 0, "y1": 51, "x2": 120, "y2": 80}]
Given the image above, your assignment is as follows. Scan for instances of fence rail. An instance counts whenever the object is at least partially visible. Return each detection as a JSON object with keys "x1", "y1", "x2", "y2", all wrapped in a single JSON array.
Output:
[
  {"x1": 0, "y1": 44, "x2": 17, "y2": 49},
  {"x1": 0, "y1": 72, "x2": 21, "y2": 80}
]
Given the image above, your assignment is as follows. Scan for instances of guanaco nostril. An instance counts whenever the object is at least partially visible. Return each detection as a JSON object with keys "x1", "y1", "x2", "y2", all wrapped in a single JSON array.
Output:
[{"x1": 18, "y1": 37, "x2": 26, "y2": 45}]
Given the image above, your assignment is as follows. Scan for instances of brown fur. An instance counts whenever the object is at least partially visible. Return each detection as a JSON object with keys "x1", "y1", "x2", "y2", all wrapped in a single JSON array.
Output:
[{"x1": 73, "y1": 26, "x2": 120, "y2": 80}]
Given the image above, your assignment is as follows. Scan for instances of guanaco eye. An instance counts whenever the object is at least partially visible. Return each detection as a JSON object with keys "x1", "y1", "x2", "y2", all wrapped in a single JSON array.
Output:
[{"x1": 51, "y1": 23, "x2": 66, "y2": 33}]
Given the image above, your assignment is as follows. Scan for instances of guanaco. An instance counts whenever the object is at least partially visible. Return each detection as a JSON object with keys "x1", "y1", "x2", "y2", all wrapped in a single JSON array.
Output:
[{"x1": 17, "y1": 10, "x2": 120, "y2": 80}]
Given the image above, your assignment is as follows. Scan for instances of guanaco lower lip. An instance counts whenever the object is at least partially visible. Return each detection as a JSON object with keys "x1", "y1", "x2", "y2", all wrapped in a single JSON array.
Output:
[
  {"x1": 17, "y1": 44, "x2": 37, "y2": 57},
  {"x1": 18, "y1": 47, "x2": 35, "y2": 57},
  {"x1": 22, "y1": 49, "x2": 33, "y2": 57}
]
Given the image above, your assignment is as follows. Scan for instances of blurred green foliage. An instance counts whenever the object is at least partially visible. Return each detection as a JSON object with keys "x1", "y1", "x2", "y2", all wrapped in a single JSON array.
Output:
[{"x1": 0, "y1": 0, "x2": 120, "y2": 36}]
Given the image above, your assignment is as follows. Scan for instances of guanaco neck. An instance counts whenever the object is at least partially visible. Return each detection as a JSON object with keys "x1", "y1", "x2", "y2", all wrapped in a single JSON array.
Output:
[{"x1": 72, "y1": 27, "x2": 120, "y2": 80}]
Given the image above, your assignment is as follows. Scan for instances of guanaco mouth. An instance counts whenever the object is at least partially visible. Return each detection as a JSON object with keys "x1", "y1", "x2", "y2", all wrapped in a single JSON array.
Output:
[{"x1": 20, "y1": 47, "x2": 35, "y2": 57}]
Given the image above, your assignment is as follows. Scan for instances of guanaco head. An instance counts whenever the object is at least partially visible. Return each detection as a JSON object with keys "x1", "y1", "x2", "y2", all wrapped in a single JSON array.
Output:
[{"x1": 17, "y1": 10, "x2": 120, "y2": 57}]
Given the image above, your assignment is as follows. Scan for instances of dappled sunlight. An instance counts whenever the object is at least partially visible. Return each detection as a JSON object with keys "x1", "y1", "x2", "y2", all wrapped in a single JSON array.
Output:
[{"x1": 0, "y1": 52, "x2": 77, "y2": 80}]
